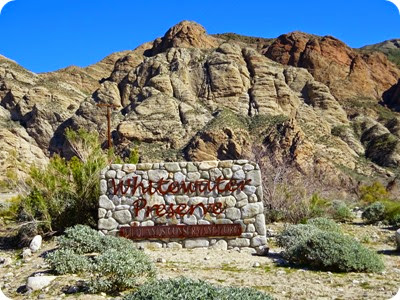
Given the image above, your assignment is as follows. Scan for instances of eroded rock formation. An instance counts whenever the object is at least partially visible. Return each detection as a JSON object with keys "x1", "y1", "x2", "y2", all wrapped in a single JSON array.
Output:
[{"x1": 1, "y1": 21, "x2": 399, "y2": 190}]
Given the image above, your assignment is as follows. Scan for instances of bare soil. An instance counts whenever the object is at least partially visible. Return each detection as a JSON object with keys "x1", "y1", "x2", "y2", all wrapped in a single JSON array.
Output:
[{"x1": 0, "y1": 221, "x2": 399, "y2": 300}]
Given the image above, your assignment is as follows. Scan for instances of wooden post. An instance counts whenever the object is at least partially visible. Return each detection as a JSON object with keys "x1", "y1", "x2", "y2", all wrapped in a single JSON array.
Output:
[{"x1": 97, "y1": 103, "x2": 118, "y2": 149}]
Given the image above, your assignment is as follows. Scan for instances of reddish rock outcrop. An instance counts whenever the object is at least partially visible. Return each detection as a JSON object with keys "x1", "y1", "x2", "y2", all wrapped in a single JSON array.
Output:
[{"x1": 264, "y1": 32, "x2": 400, "y2": 101}]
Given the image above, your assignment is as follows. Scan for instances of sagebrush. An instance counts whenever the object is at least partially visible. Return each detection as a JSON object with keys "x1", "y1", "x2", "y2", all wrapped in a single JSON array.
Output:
[
  {"x1": 123, "y1": 277, "x2": 274, "y2": 300},
  {"x1": 277, "y1": 220, "x2": 384, "y2": 273},
  {"x1": 46, "y1": 225, "x2": 155, "y2": 294}
]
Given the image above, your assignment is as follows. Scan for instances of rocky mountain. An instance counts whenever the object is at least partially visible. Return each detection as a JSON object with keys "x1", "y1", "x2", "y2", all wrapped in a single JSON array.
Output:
[
  {"x1": 0, "y1": 51, "x2": 131, "y2": 183},
  {"x1": 1, "y1": 21, "x2": 400, "y2": 193},
  {"x1": 362, "y1": 38, "x2": 400, "y2": 63},
  {"x1": 361, "y1": 39, "x2": 400, "y2": 111}
]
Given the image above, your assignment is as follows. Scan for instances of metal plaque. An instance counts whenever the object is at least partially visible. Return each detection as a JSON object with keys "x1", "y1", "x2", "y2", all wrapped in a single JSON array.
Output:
[{"x1": 119, "y1": 224, "x2": 243, "y2": 240}]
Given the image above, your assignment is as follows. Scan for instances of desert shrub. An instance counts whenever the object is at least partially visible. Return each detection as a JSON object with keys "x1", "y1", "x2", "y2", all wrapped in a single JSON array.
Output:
[
  {"x1": 245, "y1": 144, "x2": 338, "y2": 224},
  {"x1": 46, "y1": 248, "x2": 91, "y2": 274},
  {"x1": 46, "y1": 225, "x2": 155, "y2": 294},
  {"x1": 285, "y1": 231, "x2": 384, "y2": 273},
  {"x1": 276, "y1": 224, "x2": 320, "y2": 249},
  {"x1": 96, "y1": 234, "x2": 138, "y2": 253},
  {"x1": 389, "y1": 214, "x2": 400, "y2": 227},
  {"x1": 277, "y1": 222, "x2": 384, "y2": 272},
  {"x1": 88, "y1": 248, "x2": 155, "y2": 293},
  {"x1": 359, "y1": 182, "x2": 400, "y2": 225},
  {"x1": 382, "y1": 200, "x2": 400, "y2": 225},
  {"x1": 58, "y1": 225, "x2": 138, "y2": 254},
  {"x1": 57, "y1": 225, "x2": 104, "y2": 254},
  {"x1": 331, "y1": 125, "x2": 349, "y2": 137},
  {"x1": 16, "y1": 128, "x2": 129, "y2": 234},
  {"x1": 359, "y1": 182, "x2": 389, "y2": 203},
  {"x1": 18, "y1": 189, "x2": 51, "y2": 227},
  {"x1": 306, "y1": 194, "x2": 330, "y2": 219},
  {"x1": 125, "y1": 148, "x2": 140, "y2": 164},
  {"x1": 0, "y1": 196, "x2": 22, "y2": 220},
  {"x1": 362, "y1": 202, "x2": 386, "y2": 224},
  {"x1": 329, "y1": 200, "x2": 353, "y2": 222},
  {"x1": 16, "y1": 222, "x2": 39, "y2": 247},
  {"x1": 123, "y1": 277, "x2": 274, "y2": 300},
  {"x1": 306, "y1": 217, "x2": 341, "y2": 233}
]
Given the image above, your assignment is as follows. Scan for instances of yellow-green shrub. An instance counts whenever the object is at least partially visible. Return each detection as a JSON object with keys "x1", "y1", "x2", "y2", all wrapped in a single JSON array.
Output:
[
  {"x1": 359, "y1": 182, "x2": 400, "y2": 226},
  {"x1": 0, "y1": 195, "x2": 22, "y2": 220},
  {"x1": 359, "y1": 182, "x2": 389, "y2": 203},
  {"x1": 18, "y1": 128, "x2": 136, "y2": 233}
]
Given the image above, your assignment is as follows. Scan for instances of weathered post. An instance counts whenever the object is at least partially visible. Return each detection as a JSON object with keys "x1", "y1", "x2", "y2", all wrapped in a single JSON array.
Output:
[{"x1": 96, "y1": 103, "x2": 118, "y2": 149}]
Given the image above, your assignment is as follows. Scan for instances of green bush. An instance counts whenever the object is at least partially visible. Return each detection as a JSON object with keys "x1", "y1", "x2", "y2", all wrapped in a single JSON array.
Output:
[
  {"x1": 389, "y1": 214, "x2": 400, "y2": 227},
  {"x1": 277, "y1": 219, "x2": 340, "y2": 251},
  {"x1": 329, "y1": 201, "x2": 353, "y2": 222},
  {"x1": 46, "y1": 225, "x2": 155, "y2": 294},
  {"x1": 358, "y1": 182, "x2": 400, "y2": 225},
  {"x1": 359, "y1": 182, "x2": 389, "y2": 203},
  {"x1": 126, "y1": 148, "x2": 140, "y2": 164},
  {"x1": 286, "y1": 231, "x2": 384, "y2": 273},
  {"x1": 46, "y1": 248, "x2": 91, "y2": 274},
  {"x1": 19, "y1": 189, "x2": 51, "y2": 226},
  {"x1": 276, "y1": 224, "x2": 320, "y2": 249},
  {"x1": 277, "y1": 222, "x2": 384, "y2": 273},
  {"x1": 88, "y1": 248, "x2": 155, "y2": 293},
  {"x1": 58, "y1": 225, "x2": 138, "y2": 254},
  {"x1": 362, "y1": 202, "x2": 386, "y2": 224},
  {"x1": 306, "y1": 217, "x2": 341, "y2": 232},
  {"x1": 123, "y1": 277, "x2": 274, "y2": 300},
  {"x1": 96, "y1": 234, "x2": 138, "y2": 253},
  {"x1": 58, "y1": 225, "x2": 104, "y2": 254},
  {"x1": 382, "y1": 200, "x2": 400, "y2": 225},
  {"x1": 15, "y1": 128, "x2": 137, "y2": 235},
  {"x1": 307, "y1": 194, "x2": 330, "y2": 219},
  {"x1": 0, "y1": 196, "x2": 22, "y2": 220}
]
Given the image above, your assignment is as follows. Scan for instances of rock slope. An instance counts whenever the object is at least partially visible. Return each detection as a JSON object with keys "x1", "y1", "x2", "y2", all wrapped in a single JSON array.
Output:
[{"x1": 1, "y1": 21, "x2": 400, "y2": 192}]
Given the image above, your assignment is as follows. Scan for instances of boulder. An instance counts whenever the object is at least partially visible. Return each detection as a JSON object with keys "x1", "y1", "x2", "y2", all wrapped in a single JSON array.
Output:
[
  {"x1": 26, "y1": 276, "x2": 56, "y2": 291},
  {"x1": 29, "y1": 235, "x2": 42, "y2": 252},
  {"x1": 0, "y1": 287, "x2": 12, "y2": 300}
]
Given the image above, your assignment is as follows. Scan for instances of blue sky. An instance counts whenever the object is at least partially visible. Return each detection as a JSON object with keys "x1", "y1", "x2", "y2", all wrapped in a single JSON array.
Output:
[{"x1": 0, "y1": 0, "x2": 399, "y2": 73}]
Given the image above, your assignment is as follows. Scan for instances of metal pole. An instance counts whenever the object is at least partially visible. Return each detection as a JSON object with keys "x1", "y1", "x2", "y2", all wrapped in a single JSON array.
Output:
[
  {"x1": 96, "y1": 103, "x2": 117, "y2": 149},
  {"x1": 107, "y1": 106, "x2": 111, "y2": 149}
]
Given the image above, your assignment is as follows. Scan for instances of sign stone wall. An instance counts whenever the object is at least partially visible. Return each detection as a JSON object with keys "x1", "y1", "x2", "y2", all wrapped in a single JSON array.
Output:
[{"x1": 98, "y1": 160, "x2": 267, "y2": 252}]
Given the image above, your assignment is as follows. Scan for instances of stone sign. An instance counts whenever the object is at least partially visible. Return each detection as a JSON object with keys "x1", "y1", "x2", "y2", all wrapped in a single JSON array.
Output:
[{"x1": 98, "y1": 160, "x2": 267, "y2": 252}]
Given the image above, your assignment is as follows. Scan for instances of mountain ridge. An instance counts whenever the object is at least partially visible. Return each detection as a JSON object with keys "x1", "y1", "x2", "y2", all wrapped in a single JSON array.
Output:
[{"x1": 1, "y1": 20, "x2": 399, "y2": 196}]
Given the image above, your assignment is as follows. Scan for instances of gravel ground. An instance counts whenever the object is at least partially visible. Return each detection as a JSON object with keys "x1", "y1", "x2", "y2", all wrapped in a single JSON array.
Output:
[{"x1": 0, "y1": 221, "x2": 399, "y2": 300}]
